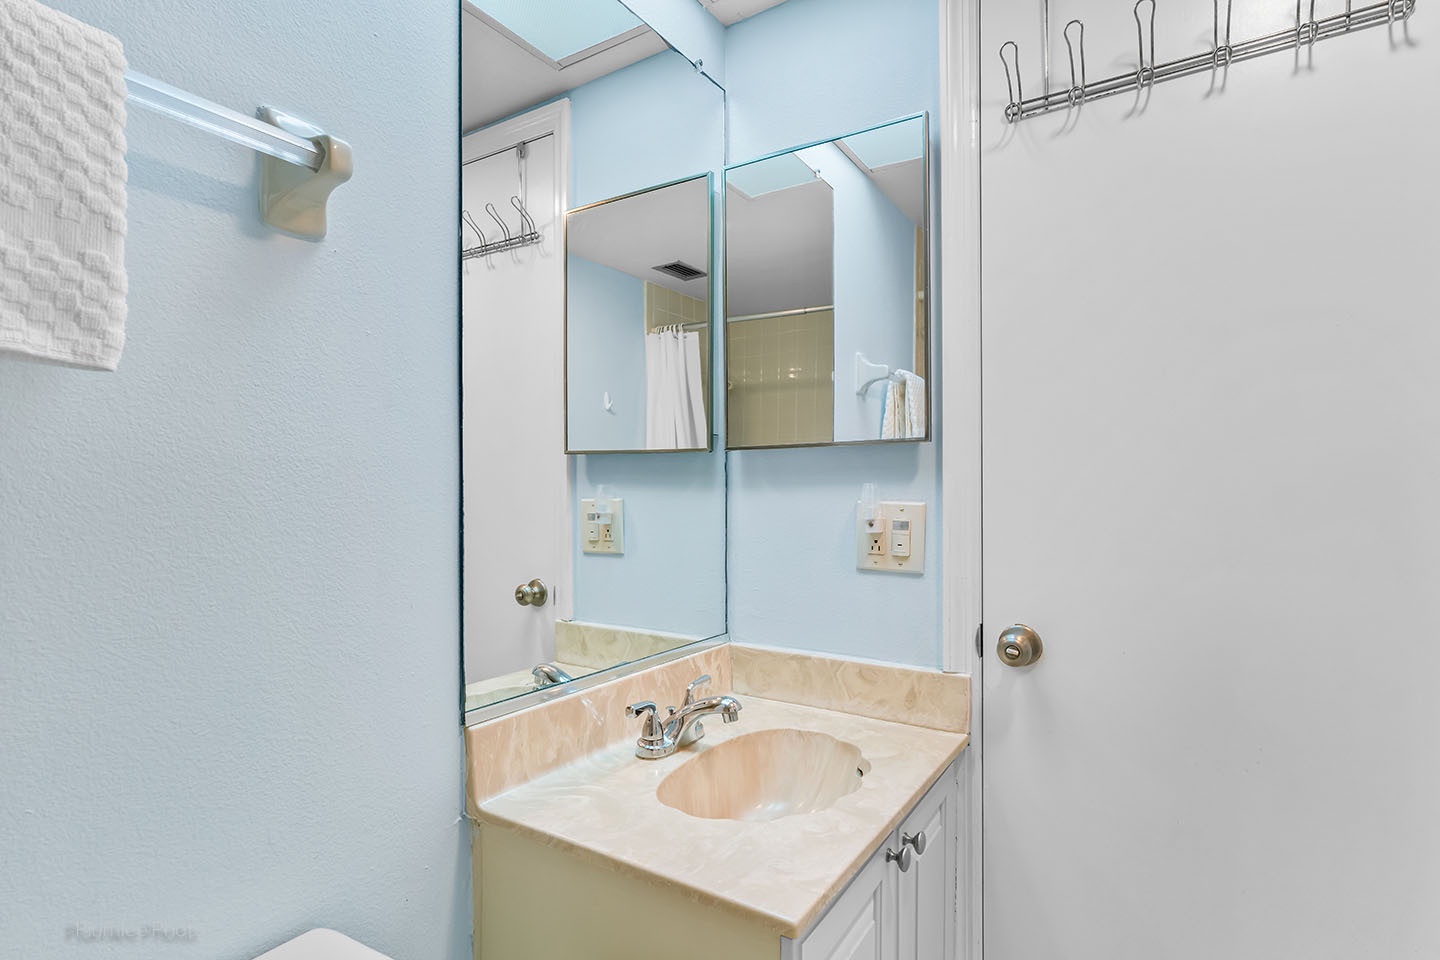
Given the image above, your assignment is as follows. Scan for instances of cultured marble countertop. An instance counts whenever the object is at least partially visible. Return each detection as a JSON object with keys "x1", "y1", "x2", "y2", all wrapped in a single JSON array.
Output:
[{"x1": 476, "y1": 696, "x2": 968, "y2": 938}]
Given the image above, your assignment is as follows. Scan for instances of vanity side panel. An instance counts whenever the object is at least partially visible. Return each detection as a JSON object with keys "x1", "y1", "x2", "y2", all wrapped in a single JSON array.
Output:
[{"x1": 478, "y1": 823, "x2": 780, "y2": 960}]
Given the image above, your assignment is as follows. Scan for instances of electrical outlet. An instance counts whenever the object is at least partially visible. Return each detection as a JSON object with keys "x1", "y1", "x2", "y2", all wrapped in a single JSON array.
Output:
[
  {"x1": 864, "y1": 517, "x2": 887, "y2": 555},
  {"x1": 581, "y1": 498, "x2": 625, "y2": 555},
  {"x1": 856, "y1": 501, "x2": 926, "y2": 573}
]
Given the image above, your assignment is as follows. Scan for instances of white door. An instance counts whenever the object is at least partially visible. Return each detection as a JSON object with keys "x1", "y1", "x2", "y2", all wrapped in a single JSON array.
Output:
[
  {"x1": 980, "y1": 4, "x2": 1440, "y2": 958},
  {"x1": 462, "y1": 104, "x2": 571, "y2": 684}
]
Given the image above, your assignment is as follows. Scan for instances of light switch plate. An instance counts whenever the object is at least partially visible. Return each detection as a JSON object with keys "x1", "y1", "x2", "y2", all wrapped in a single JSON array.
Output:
[
  {"x1": 581, "y1": 498, "x2": 625, "y2": 555},
  {"x1": 856, "y1": 501, "x2": 926, "y2": 573}
]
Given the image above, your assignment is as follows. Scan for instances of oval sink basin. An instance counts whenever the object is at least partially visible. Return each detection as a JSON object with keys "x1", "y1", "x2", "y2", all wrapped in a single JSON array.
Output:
[{"x1": 657, "y1": 729, "x2": 869, "y2": 822}]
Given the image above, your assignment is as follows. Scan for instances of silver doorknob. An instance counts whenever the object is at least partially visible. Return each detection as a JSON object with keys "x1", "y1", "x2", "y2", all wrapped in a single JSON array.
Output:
[
  {"x1": 886, "y1": 845, "x2": 914, "y2": 872},
  {"x1": 997, "y1": 624, "x2": 1043, "y2": 667},
  {"x1": 514, "y1": 579, "x2": 548, "y2": 607},
  {"x1": 902, "y1": 831, "x2": 928, "y2": 856}
]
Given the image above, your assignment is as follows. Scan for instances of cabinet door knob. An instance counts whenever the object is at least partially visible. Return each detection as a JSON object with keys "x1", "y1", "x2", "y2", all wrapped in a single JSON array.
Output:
[
  {"x1": 886, "y1": 845, "x2": 913, "y2": 872},
  {"x1": 902, "y1": 831, "x2": 928, "y2": 856}
]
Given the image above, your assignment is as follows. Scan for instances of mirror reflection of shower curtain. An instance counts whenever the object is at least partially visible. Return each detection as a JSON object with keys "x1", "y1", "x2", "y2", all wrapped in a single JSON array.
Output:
[{"x1": 645, "y1": 328, "x2": 707, "y2": 449}]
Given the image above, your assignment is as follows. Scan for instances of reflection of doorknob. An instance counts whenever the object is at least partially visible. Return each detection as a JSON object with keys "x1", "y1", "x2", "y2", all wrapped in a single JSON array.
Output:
[
  {"x1": 997, "y1": 624, "x2": 1043, "y2": 667},
  {"x1": 514, "y1": 579, "x2": 548, "y2": 607}
]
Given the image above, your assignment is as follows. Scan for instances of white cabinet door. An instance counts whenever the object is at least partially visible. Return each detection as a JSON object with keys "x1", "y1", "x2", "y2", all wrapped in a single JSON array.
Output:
[
  {"x1": 788, "y1": 840, "x2": 898, "y2": 960},
  {"x1": 896, "y1": 763, "x2": 959, "y2": 960}
]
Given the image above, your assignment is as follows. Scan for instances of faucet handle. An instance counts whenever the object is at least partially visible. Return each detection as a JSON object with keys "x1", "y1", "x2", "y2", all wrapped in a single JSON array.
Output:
[
  {"x1": 626, "y1": 701, "x2": 665, "y2": 744},
  {"x1": 684, "y1": 674, "x2": 712, "y2": 706}
]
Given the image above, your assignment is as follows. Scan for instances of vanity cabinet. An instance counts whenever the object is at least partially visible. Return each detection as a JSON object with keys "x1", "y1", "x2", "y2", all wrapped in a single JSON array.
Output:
[{"x1": 784, "y1": 759, "x2": 961, "y2": 960}]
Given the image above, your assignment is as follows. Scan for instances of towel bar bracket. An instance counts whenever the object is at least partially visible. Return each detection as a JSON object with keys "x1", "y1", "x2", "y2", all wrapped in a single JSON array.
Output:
[
  {"x1": 124, "y1": 71, "x2": 352, "y2": 239},
  {"x1": 256, "y1": 107, "x2": 354, "y2": 241}
]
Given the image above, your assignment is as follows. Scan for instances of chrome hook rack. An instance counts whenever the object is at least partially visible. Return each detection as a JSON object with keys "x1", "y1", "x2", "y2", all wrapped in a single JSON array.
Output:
[
  {"x1": 461, "y1": 195, "x2": 541, "y2": 261},
  {"x1": 998, "y1": 0, "x2": 1418, "y2": 123}
]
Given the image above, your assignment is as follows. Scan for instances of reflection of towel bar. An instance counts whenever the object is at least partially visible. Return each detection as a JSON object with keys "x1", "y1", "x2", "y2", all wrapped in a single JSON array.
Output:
[{"x1": 855, "y1": 352, "x2": 898, "y2": 396}]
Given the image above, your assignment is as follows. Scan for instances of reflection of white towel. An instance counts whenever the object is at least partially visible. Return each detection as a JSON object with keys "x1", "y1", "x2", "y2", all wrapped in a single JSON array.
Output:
[
  {"x1": 880, "y1": 370, "x2": 926, "y2": 439},
  {"x1": 0, "y1": 0, "x2": 129, "y2": 370}
]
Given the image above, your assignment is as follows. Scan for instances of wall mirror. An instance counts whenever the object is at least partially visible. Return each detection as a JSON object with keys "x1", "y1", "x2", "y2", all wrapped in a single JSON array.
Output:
[
  {"x1": 566, "y1": 175, "x2": 714, "y2": 453},
  {"x1": 461, "y1": 0, "x2": 727, "y2": 720},
  {"x1": 724, "y1": 114, "x2": 931, "y2": 450}
]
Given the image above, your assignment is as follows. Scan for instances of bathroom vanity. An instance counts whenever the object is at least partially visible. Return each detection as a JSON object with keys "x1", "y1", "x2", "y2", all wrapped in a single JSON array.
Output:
[{"x1": 467, "y1": 647, "x2": 968, "y2": 960}]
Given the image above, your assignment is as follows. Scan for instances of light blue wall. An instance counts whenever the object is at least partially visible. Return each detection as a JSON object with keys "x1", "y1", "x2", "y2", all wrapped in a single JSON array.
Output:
[
  {"x1": 566, "y1": 256, "x2": 647, "y2": 451},
  {"x1": 725, "y1": 0, "x2": 942, "y2": 667},
  {"x1": 568, "y1": 48, "x2": 728, "y2": 638},
  {"x1": 0, "y1": 2, "x2": 469, "y2": 958},
  {"x1": 569, "y1": 48, "x2": 725, "y2": 207},
  {"x1": 621, "y1": 0, "x2": 727, "y2": 86},
  {"x1": 803, "y1": 142, "x2": 917, "y2": 442}
]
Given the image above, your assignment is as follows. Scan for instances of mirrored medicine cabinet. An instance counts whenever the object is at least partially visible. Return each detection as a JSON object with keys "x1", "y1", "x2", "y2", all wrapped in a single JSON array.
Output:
[{"x1": 724, "y1": 115, "x2": 931, "y2": 450}]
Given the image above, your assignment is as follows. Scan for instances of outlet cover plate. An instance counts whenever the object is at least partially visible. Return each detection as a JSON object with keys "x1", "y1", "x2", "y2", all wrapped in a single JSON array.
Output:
[
  {"x1": 581, "y1": 498, "x2": 625, "y2": 555},
  {"x1": 856, "y1": 501, "x2": 926, "y2": 573}
]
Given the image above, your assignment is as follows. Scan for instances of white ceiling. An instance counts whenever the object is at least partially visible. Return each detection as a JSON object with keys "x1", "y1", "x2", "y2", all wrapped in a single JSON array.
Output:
[
  {"x1": 725, "y1": 179, "x2": 834, "y2": 318},
  {"x1": 864, "y1": 157, "x2": 926, "y2": 226},
  {"x1": 567, "y1": 178, "x2": 711, "y2": 299},
  {"x1": 698, "y1": 0, "x2": 793, "y2": 26},
  {"x1": 461, "y1": 5, "x2": 667, "y2": 131}
]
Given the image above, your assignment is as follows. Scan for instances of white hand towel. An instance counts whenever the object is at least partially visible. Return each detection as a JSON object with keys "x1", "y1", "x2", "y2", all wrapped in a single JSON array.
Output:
[
  {"x1": 881, "y1": 377, "x2": 904, "y2": 440},
  {"x1": 880, "y1": 370, "x2": 927, "y2": 440},
  {"x1": 898, "y1": 369, "x2": 926, "y2": 438},
  {"x1": 0, "y1": 0, "x2": 128, "y2": 370}
]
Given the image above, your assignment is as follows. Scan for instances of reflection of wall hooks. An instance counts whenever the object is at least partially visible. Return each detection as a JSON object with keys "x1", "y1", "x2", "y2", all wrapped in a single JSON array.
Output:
[
  {"x1": 462, "y1": 195, "x2": 542, "y2": 260},
  {"x1": 855, "y1": 352, "x2": 898, "y2": 396},
  {"x1": 997, "y1": 0, "x2": 1418, "y2": 123}
]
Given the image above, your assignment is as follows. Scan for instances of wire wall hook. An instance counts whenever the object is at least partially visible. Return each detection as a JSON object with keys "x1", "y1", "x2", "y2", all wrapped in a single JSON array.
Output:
[
  {"x1": 1000, "y1": 41, "x2": 1024, "y2": 121},
  {"x1": 996, "y1": 0, "x2": 1420, "y2": 123},
  {"x1": 1064, "y1": 19, "x2": 1087, "y2": 104},
  {"x1": 461, "y1": 210, "x2": 486, "y2": 246},
  {"x1": 1213, "y1": 0, "x2": 1235, "y2": 65},
  {"x1": 1134, "y1": 0, "x2": 1158, "y2": 87},
  {"x1": 485, "y1": 202, "x2": 513, "y2": 243},
  {"x1": 1296, "y1": 0, "x2": 1321, "y2": 45},
  {"x1": 1388, "y1": 0, "x2": 1416, "y2": 23},
  {"x1": 511, "y1": 196, "x2": 538, "y2": 238}
]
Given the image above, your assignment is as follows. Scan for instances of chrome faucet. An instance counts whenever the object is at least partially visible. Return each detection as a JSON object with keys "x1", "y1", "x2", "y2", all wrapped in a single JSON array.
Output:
[
  {"x1": 531, "y1": 663, "x2": 574, "y2": 687},
  {"x1": 625, "y1": 674, "x2": 742, "y2": 760}
]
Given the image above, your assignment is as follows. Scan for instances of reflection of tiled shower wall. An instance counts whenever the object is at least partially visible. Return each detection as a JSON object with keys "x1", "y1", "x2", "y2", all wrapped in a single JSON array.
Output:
[
  {"x1": 726, "y1": 309, "x2": 835, "y2": 448},
  {"x1": 645, "y1": 283, "x2": 711, "y2": 421}
]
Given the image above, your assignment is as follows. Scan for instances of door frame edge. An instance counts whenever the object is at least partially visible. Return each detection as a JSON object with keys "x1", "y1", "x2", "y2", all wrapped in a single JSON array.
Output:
[{"x1": 938, "y1": 0, "x2": 983, "y2": 956}]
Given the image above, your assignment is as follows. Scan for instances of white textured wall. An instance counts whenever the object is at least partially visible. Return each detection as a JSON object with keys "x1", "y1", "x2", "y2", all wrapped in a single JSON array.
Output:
[{"x1": 0, "y1": 2, "x2": 469, "y2": 958}]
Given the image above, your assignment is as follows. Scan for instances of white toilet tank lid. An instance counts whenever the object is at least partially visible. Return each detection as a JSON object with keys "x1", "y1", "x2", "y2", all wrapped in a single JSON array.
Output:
[{"x1": 252, "y1": 929, "x2": 394, "y2": 960}]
